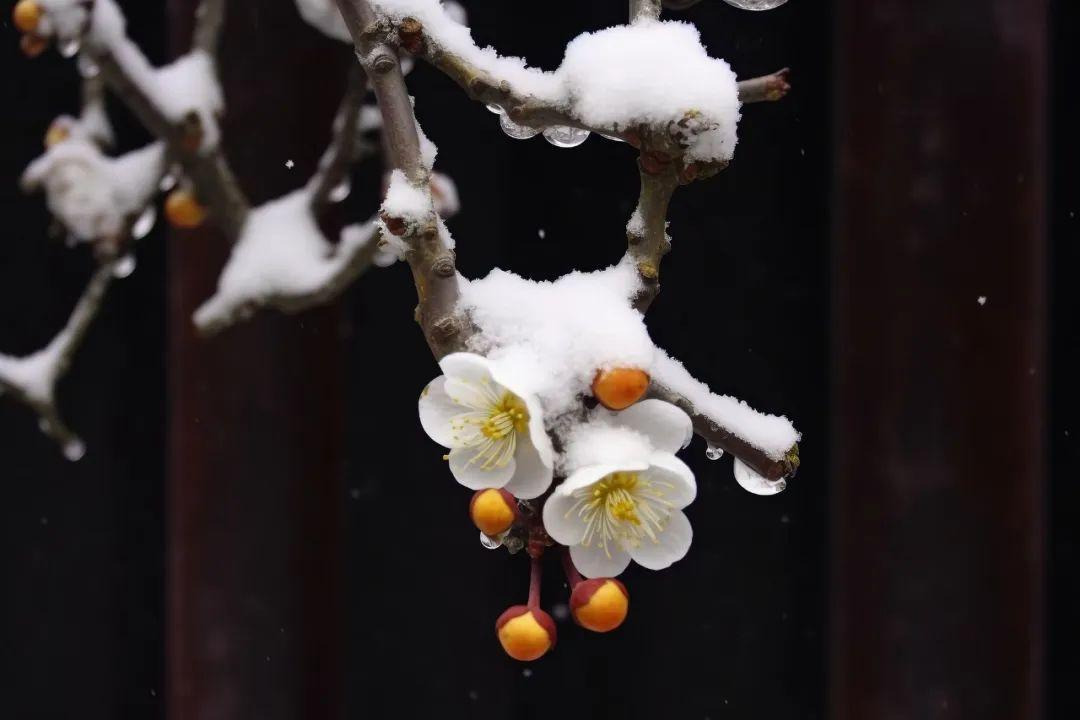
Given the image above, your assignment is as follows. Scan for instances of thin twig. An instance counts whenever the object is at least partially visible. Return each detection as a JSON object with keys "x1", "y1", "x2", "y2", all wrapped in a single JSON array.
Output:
[
  {"x1": 333, "y1": 0, "x2": 469, "y2": 359},
  {"x1": 738, "y1": 68, "x2": 791, "y2": 104},
  {"x1": 0, "y1": 261, "x2": 116, "y2": 456},
  {"x1": 310, "y1": 64, "x2": 369, "y2": 211},
  {"x1": 192, "y1": 0, "x2": 228, "y2": 55}
]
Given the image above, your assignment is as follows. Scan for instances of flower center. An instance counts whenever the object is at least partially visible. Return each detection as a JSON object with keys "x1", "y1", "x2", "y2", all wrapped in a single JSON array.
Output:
[
  {"x1": 481, "y1": 393, "x2": 530, "y2": 440},
  {"x1": 571, "y1": 471, "x2": 675, "y2": 557}
]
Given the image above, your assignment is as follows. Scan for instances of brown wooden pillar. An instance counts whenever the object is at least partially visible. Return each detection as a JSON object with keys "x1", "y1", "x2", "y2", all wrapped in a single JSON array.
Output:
[
  {"x1": 831, "y1": 1, "x2": 1046, "y2": 719},
  {"x1": 166, "y1": 2, "x2": 349, "y2": 718}
]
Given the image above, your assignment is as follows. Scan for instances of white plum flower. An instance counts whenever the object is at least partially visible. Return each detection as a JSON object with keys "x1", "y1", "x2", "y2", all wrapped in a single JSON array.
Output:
[
  {"x1": 544, "y1": 400, "x2": 696, "y2": 578},
  {"x1": 419, "y1": 353, "x2": 554, "y2": 499}
]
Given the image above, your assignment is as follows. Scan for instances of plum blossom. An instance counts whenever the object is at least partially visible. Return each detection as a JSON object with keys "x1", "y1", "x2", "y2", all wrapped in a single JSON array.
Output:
[
  {"x1": 419, "y1": 352, "x2": 554, "y2": 499},
  {"x1": 544, "y1": 400, "x2": 696, "y2": 577}
]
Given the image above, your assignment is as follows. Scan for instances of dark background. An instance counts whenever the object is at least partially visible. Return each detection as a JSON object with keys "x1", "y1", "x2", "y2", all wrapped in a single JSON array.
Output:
[{"x1": 0, "y1": 1, "x2": 1071, "y2": 719}]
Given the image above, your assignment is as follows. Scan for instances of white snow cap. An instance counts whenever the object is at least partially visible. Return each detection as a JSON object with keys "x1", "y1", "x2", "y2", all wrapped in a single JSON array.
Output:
[
  {"x1": 368, "y1": 2, "x2": 741, "y2": 161},
  {"x1": 558, "y1": 21, "x2": 741, "y2": 162},
  {"x1": 194, "y1": 191, "x2": 378, "y2": 329},
  {"x1": 651, "y1": 348, "x2": 800, "y2": 460},
  {"x1": 458, "y1": 261, "x2": 654, "y2": 419},
  {"x1": 21, "y1": 139, "x2": 165, "y2": 242}
]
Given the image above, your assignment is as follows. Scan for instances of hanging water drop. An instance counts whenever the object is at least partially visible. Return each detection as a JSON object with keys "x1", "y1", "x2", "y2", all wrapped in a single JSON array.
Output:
[
  {"x1": 131, "y1": 206, "x2": 157, "y2": 240},
  {"x1": 479, "y1": 531, "x2": 503, "y2": 550},
  {"x1": 705, "y1": 443, "x2": 723, "y2": 461},
  {"x1": 542, "y1": 125, "x2": 590, "y2": 148},
  {"x1": 486, "y1": 103, "x2": 505, "y2": 115},
  {"x1": 499, "y1": 113, "x2": 541, "y2": 140},
  {"x1": 112, "y1": 254, "x2": 136, "y2": 279},
  {"x1": 328, "y1": 178, "x2": 351, "y2": 203},
  {"x1": 58, "y1": 37, "x2": 82, "y2": 59},
  {"x1": 63, "y1": 438, "x2": 86, "y2": 462},
  {"x1": 76, "y1": 53, "x2": 99, "y2": 78},
  {"x1": 722, "y1": 0, "x2": 789, "y2": 10},
  {"x1": 733, "y1": 458, "x2": 787, "y2": 496},
  {"x1": 159, "y1": 167, "x2": 180, "y2": 192}
]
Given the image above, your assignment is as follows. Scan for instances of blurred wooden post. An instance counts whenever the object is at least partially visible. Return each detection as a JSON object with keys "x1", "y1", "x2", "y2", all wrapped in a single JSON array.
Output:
[
  {"x1": 831, "y1": 1, "x2": 1046, "y2": 719},
  {"x1": 167, "y1": 2, "x2": 348, "y2": 718}
]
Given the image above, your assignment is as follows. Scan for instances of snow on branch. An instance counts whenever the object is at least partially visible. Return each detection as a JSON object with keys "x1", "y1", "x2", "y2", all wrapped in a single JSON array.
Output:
[
  {"x1": 648, "y1": 350, "x2": 800, "y2": 482},
  {"x1": 193, "y1": 191, "x2": 380, "y2": 335},
  {"x1": 0, "y1": 261, "x2": 116, "y2": 459}
]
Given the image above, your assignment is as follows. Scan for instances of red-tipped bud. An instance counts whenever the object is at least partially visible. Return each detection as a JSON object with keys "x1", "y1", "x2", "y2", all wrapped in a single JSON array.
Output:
[
  {"x1": 570, "y1": 578, "x2": 629, "y2": 633},
  {"x1": 398, "y1": 17, "x2": 424, "y2": 55},
  {"x1": 469, "y1": 488, "x2": 517, "y2": 537},
  {"x1": 20, "y1": 33, "x2": 48, "y2": 58},
  {"x1": 495, "y1": 605, "x2": 556, "y2": 661},
  {"x1": 380, "y1": 212, "x2": 406, "y2": 236},
  {"x1": 592, "y1": 367, "x2": 650, "y2": 411}
]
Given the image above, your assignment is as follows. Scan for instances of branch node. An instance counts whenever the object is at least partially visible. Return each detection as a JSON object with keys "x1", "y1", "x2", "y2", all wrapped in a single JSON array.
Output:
[
  {"x1": 637, "y1": 261, "x2": 659, "y2": 282},
  {"x1": 431, "y1": 255, "x2": 456, "y2": 278},
  {"x1": 432, "y1": 316, "x2": 460, "y2": 340},
  {"x1": 370, "y1": 50, "x2": 398, "y2": 75}
]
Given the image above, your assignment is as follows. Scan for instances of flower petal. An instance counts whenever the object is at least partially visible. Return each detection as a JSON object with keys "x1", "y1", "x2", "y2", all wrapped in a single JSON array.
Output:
[
  {"x1": 418, "y1": 376, "x2": 462, "y2": 448},
  {"x1": 541, "y1": 491, "x2": 586, "y2": 546},
  {"x1": 448, "y1": 446, "x2": 515, "y2": 490},
  {"x1": 556, "y1": 462, "x2": 648, "y2": 498},
  {"x1": 571, "y1": 542, "x2": 632, "y2": 579},
  {"x1": 615, "y1": 398, "x2": 693, "y2": 453},
  {"x1": 522, "y1": 394, "x2": 555, "y2": 468},
  {"x1": 628, "y1": 509, "x2": 693, "y2": 571},
  {"x1": 438, "y1": 352, "x2": 493, "y2": 382},
  {"x1": 502, "y1": 439, "x2": 553, "y2": 499},
  {"x1": 646, "y1": 452, "x2": 697, "y2": 509}
]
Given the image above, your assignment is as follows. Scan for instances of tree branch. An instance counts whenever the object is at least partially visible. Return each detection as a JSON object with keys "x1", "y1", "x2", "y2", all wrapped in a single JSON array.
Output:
[
  {"x1": 333, "y1": 0, "x2": 469, "y2": 359},
  {"x1": 0, "y1": 260, "x2": 116, "y2": 458},
  {"x1": 648, "y1": 381, "x2": 799, "y2": 481},
  {"x1": 738, "y1": 68, "x2": 791, "y2": 104},
  {"x1": 309, "y1": 64, "x2": 369, "y2": 211},
  {"x1": 192, "y1": 0, "x2": 228, "y2": 55}
]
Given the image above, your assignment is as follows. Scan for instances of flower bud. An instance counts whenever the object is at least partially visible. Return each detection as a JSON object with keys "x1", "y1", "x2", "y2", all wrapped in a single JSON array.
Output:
[
  {"x1": 592, "y1": 367, "x2": 650, "y2": 411},
  {"x1": 44, "y1": 120, "x2": 70, "y2": 148},
  {"x1": 13, "y1": 0, "x2": 43, "y2": 34},
  {"x1": 495, "y1": 605, "x2": 556, "y2": 661},
  {"x1": 570, "y1": 578, "x2": 629, "y2": 633},
  {"x1": 20, "y1": 33, "x2": 48, "y2": 58},
  {"x1": 469, "y1": 488, "x2": 517, "y2": 537},
  {"x1": 165, "y1": 189, "x2": 207, "y2": 229}
]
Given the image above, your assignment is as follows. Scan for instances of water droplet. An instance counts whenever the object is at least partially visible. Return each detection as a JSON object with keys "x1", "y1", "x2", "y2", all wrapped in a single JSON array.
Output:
[
  {"x1": 76, "y1": 53, "x2": 99, "y2": 78},
  {"x1": 733, "y1": 458, "x2": 786, "y2": 496},
  {"x1": 722, "y1": 0, "x2": 789, "y2": 10},
  {"x1": 63, "y1": 438, "x2": 86, "y2": 462},
  {"x1": 522, "y1": 668, "x2": 533, "y2": 678},
  {"x1": 543, "y1": 125, "x2": 590, "y2": 148},
  {"x1": 328, "y1": 178, "x2": 351, "y2": 203},
  {"x1": 159, "y1": 168, "x2": 179, "y2": 192},
  {"x1": 705, "y1": 443, "x2": 724, "y2": 461},
  {"x1": 58, "y1": 37, "x2": 82, "y2": 59},
  {"x1": 486, "y1": 103, "x2": 505, "y2": 115},
  {"x1": 112, "y1": 254, "x2": 136, "y2": 279},
  {"x1": 499, "y1": 114, "x2": 541, "y2": 140},
  {"x1": 132, "y1": 206, "x2": 157, "y2": 240},
  {"x1": 479, "y1": 531, "x2": 502, "y2": 550},
  {"x1": 551, "y1": 603, "x2": 569, "y2": 621}
]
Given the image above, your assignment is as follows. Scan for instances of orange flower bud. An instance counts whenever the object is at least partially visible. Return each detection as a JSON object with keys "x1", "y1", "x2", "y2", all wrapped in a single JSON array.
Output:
[
  {"x1": 592, "y1": 367, "x2": 650, "y2": 411},
  {"x1": 20, "y1": 33, "x2": 48, "y2": 58},
  {"x1": 13, "y1": 0, "x2": 43, "y2": 34},
  {"x1": 570, "y1": 578, "x2": 629, "y2": 633},
  {"x1": 495, "y1": 605, "x2": 556, "y2": 661},
  {"x1": 165, "y1": 189, "x2": 207, "y2": 229},
  {"x1": 470, "y1": 488, "x2": 517, "y2": 537}
]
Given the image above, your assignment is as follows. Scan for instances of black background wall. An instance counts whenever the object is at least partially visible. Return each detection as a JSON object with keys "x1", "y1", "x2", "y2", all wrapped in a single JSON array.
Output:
[{"x1": 0, "y1": 1, "x2": 1073, "y2": 719}]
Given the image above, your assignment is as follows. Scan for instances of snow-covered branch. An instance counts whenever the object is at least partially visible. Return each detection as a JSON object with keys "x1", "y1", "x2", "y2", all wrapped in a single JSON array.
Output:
[
  {"x1": 738, "y1": 67, "x2": 792, "y2": 104},
  {"x1": 0, "y1": 260, "x2": 116, "y2": 459},
  {"x1": 333, "y1": 0, "x2": 470, "y2": 359}
]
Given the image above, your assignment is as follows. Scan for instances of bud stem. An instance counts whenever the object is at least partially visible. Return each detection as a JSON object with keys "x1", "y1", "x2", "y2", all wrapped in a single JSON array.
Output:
[
  {"x1": 561, "y1": 549, "x2": 584, "y2": 590},
  {"x1": 528, "y1": 555, "x2": 543, "y2": 609}
]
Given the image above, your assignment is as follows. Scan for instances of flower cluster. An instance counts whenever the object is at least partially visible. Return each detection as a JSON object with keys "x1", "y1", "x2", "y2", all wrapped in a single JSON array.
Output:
[{"x1": 419, "y1": 352, "x2": 700, "y2": 660}]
